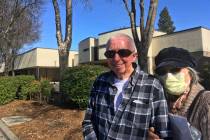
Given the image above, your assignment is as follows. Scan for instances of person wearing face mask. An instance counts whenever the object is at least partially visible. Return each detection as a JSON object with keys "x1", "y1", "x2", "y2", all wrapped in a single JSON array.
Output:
[{"x1": 148, "y1": 47, "x2": 210, "y2": 140}]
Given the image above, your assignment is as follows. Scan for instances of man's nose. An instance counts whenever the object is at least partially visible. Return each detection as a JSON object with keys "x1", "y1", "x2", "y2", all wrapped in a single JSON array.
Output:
[{"x1": 113, "y1": 53, "x2": 121, "y2": 61}]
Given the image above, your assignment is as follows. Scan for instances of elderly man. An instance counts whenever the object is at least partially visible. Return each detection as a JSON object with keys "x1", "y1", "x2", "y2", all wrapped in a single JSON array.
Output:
[{"x1": 82, "y1": 33, "x2": 170, "y2": 140}]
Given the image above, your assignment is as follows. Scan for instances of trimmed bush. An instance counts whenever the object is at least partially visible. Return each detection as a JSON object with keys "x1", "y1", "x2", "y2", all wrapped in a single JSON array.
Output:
[
  {"x1": 0, "y1": 77, "x2": 17, "y2": 104},
  {"x1": 14, "y1": 75, "x2": 36, "y2": 99},
  {"x1": 22, "y1": 80, "x2": 41, "y2": 100},
  {"x1": 0, "y1": 75, "x2": 35, "y2": 105},
  {"x1": 61, "y1": 64, "x2": 108, "y2": 109},
  {"x1": 22, "y1": 79, "x2": 53, "y2": 103},
  {"x1": 0, "y1": 75, "x2": 53, "y2": 105}
]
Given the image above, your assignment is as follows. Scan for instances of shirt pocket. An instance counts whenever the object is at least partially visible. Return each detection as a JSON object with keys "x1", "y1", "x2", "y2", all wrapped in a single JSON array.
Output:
[{"x1": 124, "y1": 99, "x2": 151, "y2": 128}]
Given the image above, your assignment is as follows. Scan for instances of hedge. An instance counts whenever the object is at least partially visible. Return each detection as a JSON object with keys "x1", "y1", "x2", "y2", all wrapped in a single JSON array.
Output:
[
  {"x1": 0, "y1": 75, "x2": 35, "y2": 104},
  {"x1": 61, "y1": 64, "x2": 108, "y2": 109},
  {"x1": 0, "y1": 75, "x2": 53, "y2": 105}
]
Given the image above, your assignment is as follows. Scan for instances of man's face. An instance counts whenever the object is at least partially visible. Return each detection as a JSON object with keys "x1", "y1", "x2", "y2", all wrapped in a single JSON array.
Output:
[{"x1": 105, "y1": 37, "x2": 137, "y2": 79}]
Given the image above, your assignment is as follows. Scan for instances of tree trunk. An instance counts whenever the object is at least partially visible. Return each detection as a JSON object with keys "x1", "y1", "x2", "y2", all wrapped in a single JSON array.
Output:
[
  {"x1": 52, "y1": 0, "x2": 72, "y2": 102},
  {"x1": 58, "y1": 44, "x2": 69, "y2": 81},
  {"x1": 123, "y1": 0, "x2": 159, "y2": 72}
]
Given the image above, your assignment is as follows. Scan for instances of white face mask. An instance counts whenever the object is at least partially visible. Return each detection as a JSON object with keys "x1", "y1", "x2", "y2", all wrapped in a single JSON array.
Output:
[{"x1": 160, "y1": 72, "x2": 188, "y2": 95}]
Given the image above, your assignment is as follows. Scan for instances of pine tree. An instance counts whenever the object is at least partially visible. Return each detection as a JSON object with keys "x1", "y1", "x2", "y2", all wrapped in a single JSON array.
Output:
[{"x1": 158, "y1": 7, "x2": 175, "y2": 34}]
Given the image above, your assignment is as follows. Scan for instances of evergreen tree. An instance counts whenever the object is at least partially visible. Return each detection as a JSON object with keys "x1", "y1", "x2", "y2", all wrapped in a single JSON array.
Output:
[{"x1": 158, "y1": 7, "x2": 175, "y2": 34}]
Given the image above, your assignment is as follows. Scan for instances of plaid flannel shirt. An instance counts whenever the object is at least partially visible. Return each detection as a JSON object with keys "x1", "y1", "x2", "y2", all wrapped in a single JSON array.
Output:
[{"x1": 82, "y1": 66, "x2": 169, "y2": 140}]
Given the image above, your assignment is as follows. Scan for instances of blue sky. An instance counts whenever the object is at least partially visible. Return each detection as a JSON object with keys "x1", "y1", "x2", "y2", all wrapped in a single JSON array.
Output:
[{"x1": 23, "y1": 0, "x2": 210, "y2": 52}]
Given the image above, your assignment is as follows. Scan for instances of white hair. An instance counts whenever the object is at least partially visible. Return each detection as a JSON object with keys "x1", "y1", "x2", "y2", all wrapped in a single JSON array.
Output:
[
  {"x1": 187, "y1": 67, "x2": 200, "y2": 84},
  {"x1": 106, "y1": 33, "x2": 137, "y2": 52}
]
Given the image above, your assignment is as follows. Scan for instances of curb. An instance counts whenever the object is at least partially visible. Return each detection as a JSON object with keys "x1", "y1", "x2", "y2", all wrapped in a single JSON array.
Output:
[{"x1": 0, "y1": 120, "x2": 19, "y2": 140}]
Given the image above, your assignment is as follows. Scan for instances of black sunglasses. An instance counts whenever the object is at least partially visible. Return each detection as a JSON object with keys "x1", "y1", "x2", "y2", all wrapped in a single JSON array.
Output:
[
  {"x1": 156, "y1": 68, "x2": 181, "y2": 76},
  {"x1": 104, "y1": 49, "x2": 133, "y2": 58}
]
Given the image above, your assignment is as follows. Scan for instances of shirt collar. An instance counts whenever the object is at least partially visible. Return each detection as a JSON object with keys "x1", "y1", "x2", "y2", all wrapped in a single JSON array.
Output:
[{"x1": 107, "y1": 63, "x2": 142, "y2": 86}]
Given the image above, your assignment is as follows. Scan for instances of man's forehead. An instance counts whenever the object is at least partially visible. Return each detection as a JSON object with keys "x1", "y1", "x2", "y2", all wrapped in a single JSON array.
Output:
[{"x1": 108, "y1": 38, "x2": 132, "y2": 49}]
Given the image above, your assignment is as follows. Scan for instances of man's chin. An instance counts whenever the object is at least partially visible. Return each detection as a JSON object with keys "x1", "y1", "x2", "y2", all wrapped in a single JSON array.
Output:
[{"x1": 114, "y1": 69, "x2": 125, "y2": 75}]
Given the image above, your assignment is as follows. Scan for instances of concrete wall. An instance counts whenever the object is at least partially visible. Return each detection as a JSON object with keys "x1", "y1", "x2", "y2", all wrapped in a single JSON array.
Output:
[
  {"x1": 78, "y1": 27, "x2": 210, "y2": 74},
  {"x1": 14, "y1": 48, "x2": 37, "y2": 70},
  {"x1": 97, "y1": 27, "x2": 165, "y2": 60},
  {"x1": 0, "y1": 48, "x2": 78, "y2": 73},
  {"x1": 36, "y1": 48, "x2": 78, "y2": 67},
  {"x1": 148, "y1": 27, "x2": 204, "y2": 73},
  {"x1": 201, "y1": 28, "x2": 210, "y2": 57},
  {"x1": 79, "y1": 37, "x2": 97, "y2": 63},
  {"x1": 149, "y1": 28, "x2": 203, "y2": 57},
  {"x1": 98, "y1": 27, "x2": 165, "y2": 46},
  {"x1": 0, "y1": 63, "x2": 5, "y2": 73}
]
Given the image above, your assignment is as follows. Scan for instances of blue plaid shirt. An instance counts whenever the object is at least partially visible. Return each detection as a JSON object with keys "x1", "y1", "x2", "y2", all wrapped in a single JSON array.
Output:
[{"x1": 82, "y1": 66, "x2": 169, "y2": 140}]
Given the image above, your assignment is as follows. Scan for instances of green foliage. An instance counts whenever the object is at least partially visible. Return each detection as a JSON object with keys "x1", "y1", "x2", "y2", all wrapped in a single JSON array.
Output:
[
  {"x1": 0, "y1": 77, "x2": 17, "y2": 104},
  {"x1": 158, "y1": 7, "x2": 176, "y2": 34},
  {"x1": 14, "y1": 75, "x2": 36, "y2": 99},
  {"x1": 61, "y1": 64, "x2": 108, "y2": 109},
  {"x1": 0, "y1": 75, "x2": 35, "y2": 105},
  {"x1": 40, "y1": 80, "x2": 53, "y2": 97},
  {"x1": 199, "y1": 64, "x2": 210, "y2": 90},
  {"x1": 0, "y1": 75, "x2": 53, "y2": 105},
  {"x1": 22, "y1": 80, "x2": 41, "y2": 99},
  {"x1": 22, "y1": 79, "x2": 53, "y2": 103}
]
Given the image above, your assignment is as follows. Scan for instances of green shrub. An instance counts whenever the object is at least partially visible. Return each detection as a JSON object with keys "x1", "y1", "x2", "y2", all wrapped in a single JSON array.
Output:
[
  {"x1": 0, "y1": 75, "x2": 53, "y2": 105},
  {"x1": 199, "y1": 64, "x2": 210, "y2": 90},
  {"x1": 40, "y1": 80, "x2": 53, "y2": 97},
  {"x1": 0, "y1": 77, "x2": 17, "y2": 104},
  {"x1": 22, "y1": 79, "x2": 53, "y2": 103},
  {"x1": 22, "y1": 80, "x2": 41, "y2": 100},
  {"x1": 61, "y1": 64, "x2": 108, "y2": 109},
  {"x1": 14, "y1": 75, "x2": 35, "y2": 99},
  {"x1": 0, "y1": 75, "x2": 35, "y2": 105}
]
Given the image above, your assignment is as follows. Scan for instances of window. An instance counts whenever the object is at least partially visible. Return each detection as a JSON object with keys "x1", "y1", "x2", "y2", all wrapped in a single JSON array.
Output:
[{"x1": 83, "y1": 48, "x2": 89, "y2": 52}]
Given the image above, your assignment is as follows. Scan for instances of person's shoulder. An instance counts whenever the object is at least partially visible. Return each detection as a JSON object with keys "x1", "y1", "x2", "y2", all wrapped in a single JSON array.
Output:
[
  {"x1": 138, "y1": 71, "x2": 163, "y2": 88},
  {"x1": 95, "y1": 71, "x2": 112, "y2": 81},
  {"x1": 200, "y1": 90, "x2": 210, "y2": 102},
  {"x1": 193, "y1": 89, "x2": 210, "y2": 111}
]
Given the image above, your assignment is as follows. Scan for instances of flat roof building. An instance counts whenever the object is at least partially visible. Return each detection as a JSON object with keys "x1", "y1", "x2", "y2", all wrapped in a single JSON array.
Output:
[
  {"x1": 79, "y1": 26, "x2": 210, "y2": 73},
  {"x1": 0, "y1": 48, "x2": 78, "y2": 81}
]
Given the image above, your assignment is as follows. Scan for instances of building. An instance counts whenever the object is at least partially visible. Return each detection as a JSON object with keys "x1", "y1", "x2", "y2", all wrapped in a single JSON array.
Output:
[
  {"x1": 0, "y1": 48, "x2": 78, "y2": 81},
  {"x1": 79, "y1": 26, "x2": 210, "y2": 73},
  {"x1": 1, "y1": 26, "x2": 210, "y2": 81}
]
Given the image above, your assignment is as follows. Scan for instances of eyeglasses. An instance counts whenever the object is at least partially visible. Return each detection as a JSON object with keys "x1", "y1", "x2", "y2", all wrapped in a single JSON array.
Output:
[
  {"x1": 104, "y1": 49, "x2": 133, "y2": 58},
  {"x1": 156, "y1": 68, "x2": 181, "y2": 76}
]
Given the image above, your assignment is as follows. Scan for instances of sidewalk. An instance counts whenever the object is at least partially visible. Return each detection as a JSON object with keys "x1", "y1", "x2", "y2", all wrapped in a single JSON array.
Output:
[{"x1": 0, "y1": 120, "x2": 19, "y2": 140}]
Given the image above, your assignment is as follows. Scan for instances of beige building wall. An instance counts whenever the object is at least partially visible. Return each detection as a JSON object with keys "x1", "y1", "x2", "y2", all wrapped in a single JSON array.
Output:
[
  {"x1": 68, "y1": 51, "x2": 78, "y2": 67},
  {"x1": 0, "y1": 63, "x2": 5, "y2": 73},
  {"x1": 98, "y1": 47, "x2": 106, "y2": 60},
  {"x1": 78, "y1": 26, "x2": 210, "y2": 74},
  {"x1": 36, "y1": 48, "x2": 59, "y2": 67},
  {"x1": 79, "y1": 37, "x2": 97, "y2": 63},
  {"x1": 97, "y1": 28, "x2": 165, "y2": 60},
  {"x1": 201, "y1": 28, "x2": 210, "y2": 57},
  {"x1": 74, "y1": 54, "x2": 79, "y2": 66},
  {"x1": 148, "y1": 27, "x2": 204, "y2": 73},
  {"x1": 14, "y1": 48, "x2": 37, "y2": 70},
  {"x1": 0, "y1": 48, "x2": 78, "y2": 73},
  {"x1": 98, "y1": 27, "x2": 166, "y2": 45},
  {"x1": 35, "y1": 48, "x2": 78, "y2": 67}
]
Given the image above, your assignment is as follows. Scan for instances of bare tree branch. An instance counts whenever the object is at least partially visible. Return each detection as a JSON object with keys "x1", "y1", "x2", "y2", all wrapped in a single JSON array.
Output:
[
  {"x1": 0, "y1": 0, "x2": 43, "y2": 75},
  {"x1": 52, "y1": 0, "x2": 63, "y2": 46},
  {"x1": 122, "y1": 0, "x2": 159, "y2": 71}
]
